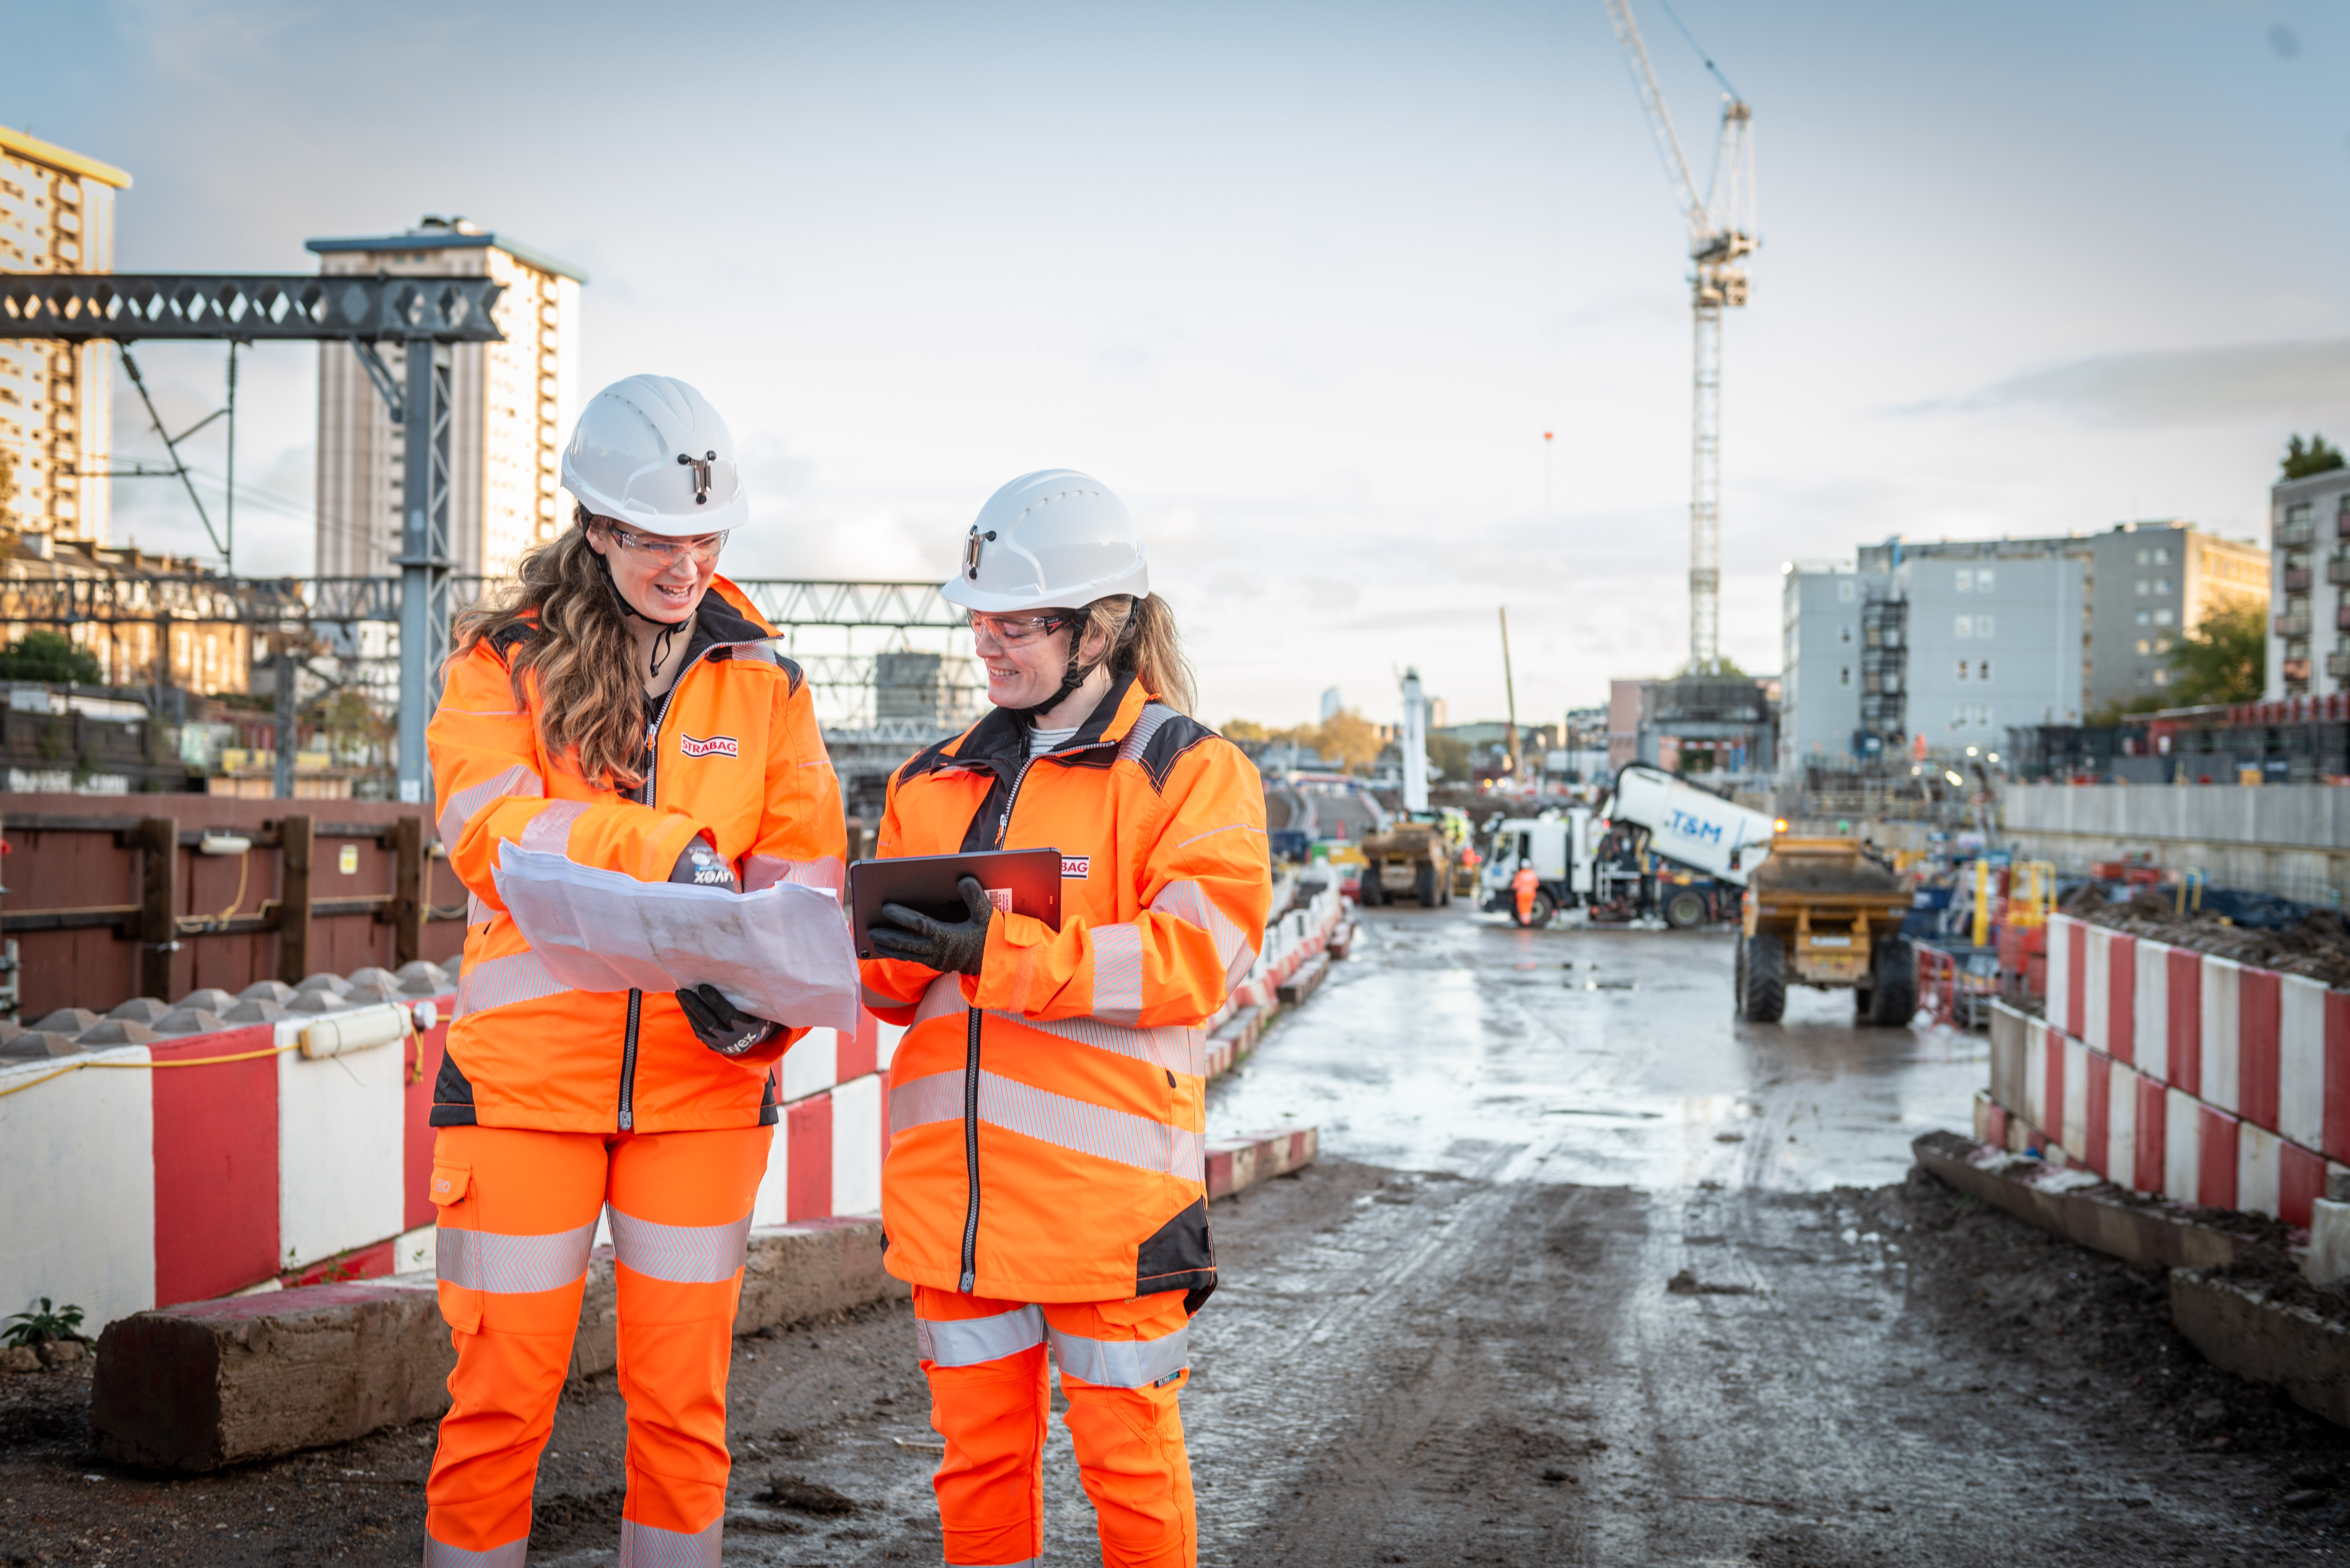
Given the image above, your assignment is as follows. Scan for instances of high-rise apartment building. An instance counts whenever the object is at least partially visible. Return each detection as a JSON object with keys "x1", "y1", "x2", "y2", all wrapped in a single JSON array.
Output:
[
  {"x1": 308, "y1": 218, "x2": 585, "y2": 581},
  {"x1": 1, "y1": 124, "x2": 128, "y2": 548},
  {"x1": 2267, "y1": 468, "x2": 2350, "y2": 698}
]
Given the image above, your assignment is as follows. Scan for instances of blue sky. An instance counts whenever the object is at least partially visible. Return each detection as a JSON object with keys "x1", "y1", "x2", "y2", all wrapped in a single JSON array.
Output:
[{"x1": 6, "y1": 0, "x2": 2345, "y2": 728}]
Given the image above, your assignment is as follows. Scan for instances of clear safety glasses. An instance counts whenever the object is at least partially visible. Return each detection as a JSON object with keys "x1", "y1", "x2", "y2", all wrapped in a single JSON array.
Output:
[
  {"x1": 601, "y1": 523, "x2": 729, "y2": 568},
  {"x1": 966, "y1": 610, "x2": 1075, "y2": 647}
]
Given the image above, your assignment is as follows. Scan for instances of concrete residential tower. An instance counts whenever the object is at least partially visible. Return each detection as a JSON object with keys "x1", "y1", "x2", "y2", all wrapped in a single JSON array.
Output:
[
  {"x1": 308, "y1": 219, "x2": 586, "y2": 582},
  {"x1": 0, "y1": 124, "x2": 128, "y2": 549}
]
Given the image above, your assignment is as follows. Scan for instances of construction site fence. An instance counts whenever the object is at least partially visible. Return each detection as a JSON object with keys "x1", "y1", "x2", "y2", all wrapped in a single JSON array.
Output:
[
  {"x1": 1975, "y1": 912, "x2": 2350, "y2": 1230},
  {"x1": 0, "y1": 794, "x2": 468, "y2": 1021}
]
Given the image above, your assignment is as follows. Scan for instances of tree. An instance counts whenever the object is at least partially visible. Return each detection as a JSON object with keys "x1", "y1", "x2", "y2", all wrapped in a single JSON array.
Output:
[
  {"x1": 1221, "y1": 718, "x2": 1273, "y2": 743},
  {"x1": 0, "y1": 629, "x2": 102, "y2": 685},
  {"x1": 2168, "y1": 600, "x2": 2265, "y2": 706},
  {"x1": 2283, "y1": 433, "x2": 2346, "y2": 480},
  {"x1": 1314, "y1": 707, "x2": 1386, "y2": 773},
  {"x1": 0, "y1": 447, "x2": 16, "y2": 513}
]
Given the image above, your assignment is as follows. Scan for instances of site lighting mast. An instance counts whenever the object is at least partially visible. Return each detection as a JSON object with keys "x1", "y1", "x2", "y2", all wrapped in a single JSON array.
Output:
[{"x1": 1601, "y1": 0, "x2": 1756, "y2": 675}]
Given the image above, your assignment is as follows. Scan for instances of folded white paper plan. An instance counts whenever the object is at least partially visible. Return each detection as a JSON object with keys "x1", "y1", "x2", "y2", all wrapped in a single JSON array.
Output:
[{"x1": 492, "y1": 842, "x2": 862, "y2": 1034}]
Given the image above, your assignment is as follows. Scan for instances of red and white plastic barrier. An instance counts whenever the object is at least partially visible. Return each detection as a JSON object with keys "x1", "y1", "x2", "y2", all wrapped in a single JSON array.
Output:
[
  {"x1": 1984, "y1": 912, "x2": 2348, "y2": 1227},
  {"x1": 0, "y1": 991, "x2": 893, "y2": 1335}
]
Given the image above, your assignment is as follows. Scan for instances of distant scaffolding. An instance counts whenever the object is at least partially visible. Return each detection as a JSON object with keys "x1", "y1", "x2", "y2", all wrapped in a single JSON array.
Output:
[{"x1": 1857, "y1": 590, "x2": 1907, "y2": 757}]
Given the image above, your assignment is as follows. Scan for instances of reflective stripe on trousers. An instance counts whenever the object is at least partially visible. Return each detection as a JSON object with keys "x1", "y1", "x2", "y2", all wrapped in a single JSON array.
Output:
[
  {"x1": 437, "y1": 1219, "x2": 597, "y2": 1295},
  {"x1": 1049, "y1": 1321, "x2": 1191, "y2": 1389},
  {"x1": 915, "y1": 1303, "x2": 1046, "y2": 1367},
  {"x1": 608, "y1": 1208, "x2": 752, "y2": 1284},
  {"x1": 619, "y1": 1515, "x2": 723, "y2": 1567},
  {"x1": 423, "y1": 1535, "x2": 530, "y2": 1567},
  {"x1": 890, "y1": 1067, "x2": 1204, "y2": 1179}
]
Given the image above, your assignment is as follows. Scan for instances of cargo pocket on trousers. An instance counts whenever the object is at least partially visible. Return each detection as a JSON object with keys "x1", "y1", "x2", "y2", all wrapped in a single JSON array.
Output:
[{"x1": 430, "y1": 1162, "x2": 482, "y2": 1334}]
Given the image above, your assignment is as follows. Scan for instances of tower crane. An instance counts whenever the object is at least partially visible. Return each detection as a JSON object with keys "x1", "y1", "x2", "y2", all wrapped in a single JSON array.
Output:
[{"x1": 1601, "y1": 0, "x2": 1755, "y2": 675}]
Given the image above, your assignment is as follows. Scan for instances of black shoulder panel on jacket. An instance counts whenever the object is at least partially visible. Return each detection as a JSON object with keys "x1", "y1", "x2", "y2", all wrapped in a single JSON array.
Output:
[
  {"x1": 488, "y1": 623, "x2": 535, "y2": 661},
  {"x1": 1121, "y1": 708, "x2": 1221, "y2": 795},
  {"x1": 777, "y1": 655, "x2": 804, "y2": 699},
  {"x1": 896, "y1": 734, "x2": 963, "y2": 788},
  {"x1": 428, "y1": 1045, "x2": 481, "y2": 1128}
]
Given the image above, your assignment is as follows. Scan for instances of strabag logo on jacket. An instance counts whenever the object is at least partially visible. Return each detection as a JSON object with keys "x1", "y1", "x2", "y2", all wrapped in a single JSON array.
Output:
[
  {"x1": 1061, "y1": 855, "x2": 1090, "y2": 879},
  {"x1": 680, "y1": 732, "x2": 740, "y2": 759}
]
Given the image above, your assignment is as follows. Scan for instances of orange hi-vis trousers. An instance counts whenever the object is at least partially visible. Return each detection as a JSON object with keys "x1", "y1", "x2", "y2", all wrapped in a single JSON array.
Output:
[
  {"x1": 423, "y1": 1124, "x2": 771, "y2": 1568},
  {"x1": 914, "y1": 1284, "x2": 1198, "y2": 1568}
]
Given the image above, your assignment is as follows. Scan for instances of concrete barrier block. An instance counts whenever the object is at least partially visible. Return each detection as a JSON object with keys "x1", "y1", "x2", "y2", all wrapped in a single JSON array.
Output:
[
  {"x1": 1913, "y1": 1129, "x2": 2249, "y2": 1270},
  {"x1": 90, "y1": 1278, "x2": 449, "y2": 1471},
  {"x1": 1276, "y1": 953, "x2": 1330, "y2": 1008},
  {"x1": 1206, "y1": 1125, "x2": 1318, "y2": 1201},
  {"x1": 2172, "y1": 1268, "x2": 2350, "y2": 1430}
]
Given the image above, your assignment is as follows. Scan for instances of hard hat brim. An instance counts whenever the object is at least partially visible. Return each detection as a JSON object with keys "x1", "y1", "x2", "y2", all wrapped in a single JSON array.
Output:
[{"x1": 939, "y1": 562, "x2": 1149, "y2": 615}]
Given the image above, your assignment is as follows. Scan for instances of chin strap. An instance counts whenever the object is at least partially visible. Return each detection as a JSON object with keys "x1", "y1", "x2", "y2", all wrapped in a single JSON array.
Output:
[
  {"x1": 593, "y1": 544, "x2": 691, "y2": 678},
  {"x1": 1016, "y1": 620, "x2": 1105, "y2": 725}
]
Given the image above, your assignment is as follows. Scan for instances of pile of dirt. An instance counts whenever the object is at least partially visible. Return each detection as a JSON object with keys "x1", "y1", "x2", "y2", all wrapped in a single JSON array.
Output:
[
  {"x1": 2207, "y1": 1243, "x2": 2350, "y2": 1325},
  {"x1": 1872, "y1": 1164, "x2": 2350, "y2": 1475},
  {"x1": 2066, "y1": 885, "x2": 2350, "y2": 987},
  {"x1": 1747, "y1": 844, "x2": 1905, "y2": 895}
]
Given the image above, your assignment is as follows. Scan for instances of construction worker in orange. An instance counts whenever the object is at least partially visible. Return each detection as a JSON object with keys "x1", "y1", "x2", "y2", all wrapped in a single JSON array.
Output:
[
  {"x1": 861, "y1": 471, "x2": 1272, "y2": 1568},
  {"x1": 1513, "y1": 859, "x2": 1541, "y2": 925},
  {"x1": 420, "y1": 375, "x2": 846, "y2": 1567}
]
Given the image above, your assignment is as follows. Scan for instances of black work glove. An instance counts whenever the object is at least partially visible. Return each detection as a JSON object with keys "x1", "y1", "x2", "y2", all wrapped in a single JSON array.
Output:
[
  {"x1": 670, "y1": 838, "x2": 740, "y2": 891},
  {"x1": 676, "y1": 984, "x2": 779, "y2": 1057},
  {"x1": 868, "y1": 875, "x2": 996, "y2": 976}
]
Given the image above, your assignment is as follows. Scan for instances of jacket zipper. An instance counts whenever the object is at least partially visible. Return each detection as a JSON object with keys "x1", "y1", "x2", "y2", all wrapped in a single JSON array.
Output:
[
  {"x1": 620, "y1": 657, "x2": 697, "y2": 1134},
  {"x1": 958, "y1": 752, "x2": 1041, "y2": 1293}
]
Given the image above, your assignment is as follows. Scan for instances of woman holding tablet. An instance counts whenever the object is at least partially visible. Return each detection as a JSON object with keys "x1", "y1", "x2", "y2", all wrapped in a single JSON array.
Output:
[
  {"x1": 421, "y1": 375, "x2": 845, "y2": 1566},
  {"x1": 861, "y1": 470, "x2": 1272, "y2": 1568}
]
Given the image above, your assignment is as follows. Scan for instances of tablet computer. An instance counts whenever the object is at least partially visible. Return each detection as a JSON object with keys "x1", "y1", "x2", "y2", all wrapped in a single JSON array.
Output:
[{"x1": 847, "y1": 847, "x2": 1064, "y2": 961}]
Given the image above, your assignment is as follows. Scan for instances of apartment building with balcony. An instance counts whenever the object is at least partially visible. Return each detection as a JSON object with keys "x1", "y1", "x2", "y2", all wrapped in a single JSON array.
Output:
[
  {"x1": 2267, "y1": 467, "x2": 2350, "y2": 697},
  {"x1": 1, "y1": 123, "x2": 128, "y2": 550},
  {"x1": 308, "y1": 218, "x2": 586, "y2": 582}
]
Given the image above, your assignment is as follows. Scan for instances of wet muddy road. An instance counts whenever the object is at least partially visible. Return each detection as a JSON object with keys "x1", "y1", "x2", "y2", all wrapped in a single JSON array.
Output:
[{"x1": 5, "y1": 904, "x2": 2345, "y2": 1565}]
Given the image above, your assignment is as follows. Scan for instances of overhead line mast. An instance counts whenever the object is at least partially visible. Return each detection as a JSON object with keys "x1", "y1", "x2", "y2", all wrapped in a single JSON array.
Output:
[{"x1": 1601, "y1": 0, "x2": 1755, "y2": 675}]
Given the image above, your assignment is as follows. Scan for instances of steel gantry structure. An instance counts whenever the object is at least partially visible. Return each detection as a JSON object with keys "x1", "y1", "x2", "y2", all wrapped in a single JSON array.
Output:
[
  {"x1": 1, "y1": 271, "x2": 506, "y2": 803},
  {"x1": 1602, "y1": 1, "x2": 1756, "y2": 675}
]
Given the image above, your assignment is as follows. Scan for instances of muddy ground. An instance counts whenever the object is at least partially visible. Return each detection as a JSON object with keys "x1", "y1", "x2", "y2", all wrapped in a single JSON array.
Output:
[{"x1": 4, "y1": 908, "x2": 2346, "y2": 1565}]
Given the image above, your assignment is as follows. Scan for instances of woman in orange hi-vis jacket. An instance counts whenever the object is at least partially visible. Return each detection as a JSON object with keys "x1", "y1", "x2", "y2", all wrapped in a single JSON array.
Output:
[
  {"x1": 420, "y1": 375, "x2": 846, "y2": 1568},
  {"x1": 860, "y1": 470, "x2": 1272, "y2": 1568}
]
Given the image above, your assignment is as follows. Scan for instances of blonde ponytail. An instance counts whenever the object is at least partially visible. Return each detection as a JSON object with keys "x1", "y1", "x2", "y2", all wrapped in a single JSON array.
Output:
[{"x1": 1073, "y1": 593, "x2": 1196, "y2": 715}]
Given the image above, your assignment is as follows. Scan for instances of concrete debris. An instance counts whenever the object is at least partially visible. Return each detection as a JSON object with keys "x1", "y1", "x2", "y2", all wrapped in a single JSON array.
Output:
[{"x1": 2069, "y1": 885, "x2": 2350, "y2": 987}]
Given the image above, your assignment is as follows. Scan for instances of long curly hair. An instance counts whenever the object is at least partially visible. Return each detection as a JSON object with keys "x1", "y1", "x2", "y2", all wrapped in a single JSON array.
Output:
[{"x1": 453, "y1": 520, "x2": 649, "y2": 789}]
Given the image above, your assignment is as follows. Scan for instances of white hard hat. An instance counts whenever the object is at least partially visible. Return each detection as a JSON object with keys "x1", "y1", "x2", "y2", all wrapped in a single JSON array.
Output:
[
  {"x1": 560, "y1": 374, "x2": 749, "y2": 537},
  {"x1": 941, "y1": 470, "x2": 1150, "y2": 613}
]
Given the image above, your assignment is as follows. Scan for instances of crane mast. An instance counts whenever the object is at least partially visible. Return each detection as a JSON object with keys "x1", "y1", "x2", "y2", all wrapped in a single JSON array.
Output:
[{"x1": 1601, "y1": 0, "x2": 1755, "y2": 675}]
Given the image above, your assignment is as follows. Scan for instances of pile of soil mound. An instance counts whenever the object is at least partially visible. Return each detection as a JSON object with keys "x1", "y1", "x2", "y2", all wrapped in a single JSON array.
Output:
[
  {"x1": 1747, "y1": 845, "x2": 1905, "y2": 895},
  {"x1": 2067, "y1": 885, "x2": 2350, "y2": 987}
]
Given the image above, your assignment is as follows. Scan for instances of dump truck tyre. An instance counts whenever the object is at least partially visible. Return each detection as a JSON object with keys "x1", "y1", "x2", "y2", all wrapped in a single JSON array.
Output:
[
  {"x1": 1870, "y1": 939, "x2": 1917, "y2": 1026},
  {"x1": 1417, "y1": 863, "x2": 1440, "y2": 907},
  {"x1": 1663, "y1": 888, "x2": 1706, "y2": 929},
  {"x1": 1743, "y1": 934, "x2": 1786, "y2": 1023}
]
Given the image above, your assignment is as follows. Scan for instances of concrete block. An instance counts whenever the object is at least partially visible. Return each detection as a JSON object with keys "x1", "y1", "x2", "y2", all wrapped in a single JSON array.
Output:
[
  {"x1": 1276, "y1": 953, "x2": 1330, "y2": 1008},
  {"x1": 2172, "y1": 1268, "x2": 2350, "y2": 1430},
  {"x1": 90, "y1": 1278, "x2": 450, "y2": 1471},
  {"x1": 2309, "y1": 1198, "x2": 2350, "y2": 1287},
  {"x1": 95, "y1": 1217, "x2": 910, "y2": 1468},
  {"x1": 107, "y1": 998, "x2": 171, "y2": 1023},
  {"x1": 1206, "y1": 1125, "x2": 1320, "y2": 1201}
]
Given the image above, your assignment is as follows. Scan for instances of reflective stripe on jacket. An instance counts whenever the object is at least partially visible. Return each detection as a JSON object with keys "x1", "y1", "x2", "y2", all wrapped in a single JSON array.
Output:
[
  {"x1": 864, "y1": 673, "x2": 1272, "y2": 1304},
  {"x1": 426, "y1": 577, "x2": 847, "y2": 1135}
]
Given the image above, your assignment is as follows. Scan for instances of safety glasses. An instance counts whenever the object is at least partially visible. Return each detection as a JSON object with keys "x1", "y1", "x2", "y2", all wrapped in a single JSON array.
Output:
[
  {"x1": 966, "y1": 610, "x2": 1075, "y2": 647},
  {"x1": 600, "y1": 522, "x2": 729, "y2": 568}
]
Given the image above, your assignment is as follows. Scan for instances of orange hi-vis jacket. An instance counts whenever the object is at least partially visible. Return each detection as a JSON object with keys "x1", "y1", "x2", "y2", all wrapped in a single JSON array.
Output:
[
  {"x1": 426, "y1": 579, "x2": 847, "y2": 1135},
  {"x1": 862, "y1": 674, "x2": 1272, "y2": 1307}
]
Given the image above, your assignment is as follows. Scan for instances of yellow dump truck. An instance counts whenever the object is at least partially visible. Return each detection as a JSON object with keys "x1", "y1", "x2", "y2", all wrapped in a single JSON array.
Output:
[
  {"x1": 1735, "y1": 838, "x2": 1915, "y2": 1025},
  {"x1": 1356, "y1": 818, "x2": 1457, "y2": 908}
]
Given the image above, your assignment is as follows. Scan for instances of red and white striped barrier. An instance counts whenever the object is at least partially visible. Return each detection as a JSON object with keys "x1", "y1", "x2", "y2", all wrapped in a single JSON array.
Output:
[
  {"x1": 0, "y1": 968, "x2": 894, "y2": 1336},
  {"x1": 6, "y1": 882, "x2": 1352, "y2": 1337},
  {"x1": 1983, "y1": 912, "x2": 2348, "y2": 1228}
]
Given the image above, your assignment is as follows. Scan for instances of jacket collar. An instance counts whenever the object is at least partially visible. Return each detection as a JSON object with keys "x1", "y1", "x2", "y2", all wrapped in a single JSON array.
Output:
[
  {"x1": 680, "y1": 576, "x2": 772, "y2": 661},
  {"x1": 946, "y1": 671, "x2": 1152, "y2": 766}
]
